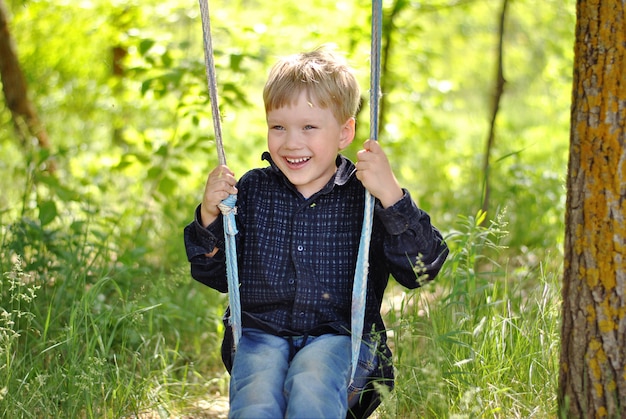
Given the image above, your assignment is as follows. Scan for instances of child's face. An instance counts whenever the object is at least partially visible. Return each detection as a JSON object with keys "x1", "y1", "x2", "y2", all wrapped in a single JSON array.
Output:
[{"x1": 266, "y1": 90, "x2": 355, "y2": 198}]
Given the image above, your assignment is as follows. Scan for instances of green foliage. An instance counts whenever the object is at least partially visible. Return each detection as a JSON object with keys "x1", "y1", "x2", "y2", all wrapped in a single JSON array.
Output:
[
  {"x1": 0, "y1": 0, "x2": 574, "y2": 416},
  {"x1": 1, "y1": 0, "x2": 575, "y2": 255}
]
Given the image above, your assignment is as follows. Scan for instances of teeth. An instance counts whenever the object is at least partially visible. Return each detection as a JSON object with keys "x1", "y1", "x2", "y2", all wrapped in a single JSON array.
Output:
[{"x1": 286, "y1": 157, "x2": 310, "y2": 164}]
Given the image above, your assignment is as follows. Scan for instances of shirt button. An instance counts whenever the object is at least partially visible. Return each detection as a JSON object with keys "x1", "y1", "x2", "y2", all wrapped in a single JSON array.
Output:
[
  {"x1": 299, "y1": 311, "x2": 306, "y2": 317},
  {"x1": 288, "y1": 279, "x2": 295, "y2": 285},
  {"x1": 297, "y1": 245, "x2": 304, "y2": 252}
]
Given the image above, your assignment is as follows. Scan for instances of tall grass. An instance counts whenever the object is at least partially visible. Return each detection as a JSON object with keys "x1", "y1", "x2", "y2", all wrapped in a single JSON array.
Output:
[
  {"x1": 1, "y1": 204, "x2": 561, "y2": 418},
  {"x1": 378, "y1": 211, "x2": 561, "y2": 418},
  {"x1": 0, "y1": 216, "x2": 227, "y2": 418}
]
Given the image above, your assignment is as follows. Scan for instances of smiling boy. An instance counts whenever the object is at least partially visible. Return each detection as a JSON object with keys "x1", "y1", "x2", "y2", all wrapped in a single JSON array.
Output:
[{"x1": 184, "y1": 46, "x2": 448, "y2": 418}]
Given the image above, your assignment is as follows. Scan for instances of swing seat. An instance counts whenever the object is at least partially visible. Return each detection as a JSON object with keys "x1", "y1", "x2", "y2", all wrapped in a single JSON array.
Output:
[{"x1": 220, "y1": 323, "x2": 394, "y2": 419}]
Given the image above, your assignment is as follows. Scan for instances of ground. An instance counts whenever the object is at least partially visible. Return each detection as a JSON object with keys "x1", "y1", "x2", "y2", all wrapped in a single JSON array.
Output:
[{"x1": 133, "y1": 394, "x2": 229, "y2": 418}]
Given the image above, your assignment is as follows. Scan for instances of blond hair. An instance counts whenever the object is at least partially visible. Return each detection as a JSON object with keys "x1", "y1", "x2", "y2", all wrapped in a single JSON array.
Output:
[{"x1": 263, "y1": 46, "x2": 361, "y2": 124}]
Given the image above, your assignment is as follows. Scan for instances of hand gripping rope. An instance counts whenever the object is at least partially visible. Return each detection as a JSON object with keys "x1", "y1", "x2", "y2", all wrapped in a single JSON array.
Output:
[{"x1": 198, "y1": 0, "x2": 384, "y2": 382}]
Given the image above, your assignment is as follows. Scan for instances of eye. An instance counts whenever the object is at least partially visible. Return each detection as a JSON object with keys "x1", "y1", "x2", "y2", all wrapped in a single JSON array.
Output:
[
  {"x1": 303, "y1": 125, "x2": 315, "y2": 130},
  {"x1": 271, "y1": 125, "x2": 285, "y2": 131}
]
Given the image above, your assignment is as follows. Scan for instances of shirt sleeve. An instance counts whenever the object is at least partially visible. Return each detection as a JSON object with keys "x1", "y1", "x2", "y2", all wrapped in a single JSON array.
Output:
[
  {"x1": 183, "y1": 205, "x2": 229, "y2": 292},
  {"x1": 374, "y1": 189, "x2": 448, "y2": 289}
]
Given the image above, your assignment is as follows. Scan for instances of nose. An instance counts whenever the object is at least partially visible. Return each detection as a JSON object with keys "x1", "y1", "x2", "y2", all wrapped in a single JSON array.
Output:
[{"x1": 283, "y1": 130, "x2": 303, "y2": 149}]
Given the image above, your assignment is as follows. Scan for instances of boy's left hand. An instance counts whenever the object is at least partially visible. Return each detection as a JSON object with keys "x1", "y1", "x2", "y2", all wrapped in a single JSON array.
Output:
[{"x1": 356, "y1": 139, "x2": 404, "y2": 208}]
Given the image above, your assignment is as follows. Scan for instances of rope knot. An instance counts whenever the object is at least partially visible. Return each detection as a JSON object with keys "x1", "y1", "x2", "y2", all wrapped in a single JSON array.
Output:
[
  {"x1": 219, "y1": 194, "x2": 239, "y2": 236},
  {"x1": 218, "y1": 194, "x2": 238, "y2": 216}
]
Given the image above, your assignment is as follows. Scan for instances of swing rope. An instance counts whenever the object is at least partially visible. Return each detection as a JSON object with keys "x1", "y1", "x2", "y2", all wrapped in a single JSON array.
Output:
[
  {"x1": 350, "y1": 0, "x2": 382, "y2": 385},
  {"x1": 199, "y1": 0, "x2": 242, "y2": 348},
  {"x1": 198, "y1": 0, "x2": 384, "y2": 379}
]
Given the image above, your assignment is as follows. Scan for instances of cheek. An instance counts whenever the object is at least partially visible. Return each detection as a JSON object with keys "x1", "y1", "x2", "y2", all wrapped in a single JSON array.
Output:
[
  {"x1": 267, "y1": 135, "x2": 278, "y2": 151},
  {"x1": 267, "y1": 135, "x2": 282, "y2": 157}
]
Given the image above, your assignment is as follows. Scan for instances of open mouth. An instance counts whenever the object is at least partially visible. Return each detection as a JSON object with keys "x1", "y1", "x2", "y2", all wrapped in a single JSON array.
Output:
[{"x1": 285, "y1": 157, "x2": 311, "y2": 167}]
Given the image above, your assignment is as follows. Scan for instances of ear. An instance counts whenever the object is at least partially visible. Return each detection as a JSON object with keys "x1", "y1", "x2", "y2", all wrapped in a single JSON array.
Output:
[{"x1": 338, "y1": 117, "x2": 356, "y2": 150}]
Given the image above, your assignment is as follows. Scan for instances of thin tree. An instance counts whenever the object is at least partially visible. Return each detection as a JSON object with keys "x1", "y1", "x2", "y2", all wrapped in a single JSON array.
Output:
[
  {"x1": 559, "y1": 0, "x2": 626, "y2": 417},
  {"x1": 480, "y1": 0, "x2": 508, "y2": 218},
  {"x1": 0, "y1": 0, "x2": 53, "y2": 172},
  {"x1": 378, "y1": 0, "x2": 407, "y2": 132}
]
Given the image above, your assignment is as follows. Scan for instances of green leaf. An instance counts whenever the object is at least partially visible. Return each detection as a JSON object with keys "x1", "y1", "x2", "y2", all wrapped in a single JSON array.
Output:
[
  {"x1": 162, "y1": 51, "x2": 173, "y2": 68},
  {"x1": 141, "y1": 79, "x2": 152, "y2": 96},
  {"x1": 229, "y1": 53, "x2": 244, "y2": 72},
  {"x1": 171, "y1": 166, "x2": 190, "y2": 176},
  {"x1": 155, "y1": 144, "x2": 169, "y2": 157},
  {"x1": 476, "y1": 209, "x2": 487, "y2": 226},
  {"x1": 139, "y1": 39, "x2": 155, "y2": 56},
  {"x1": 39, "y1": 200, "x2": 58, "y2": 226},
  {"x1": 158, "y1": 176, "x2": 177, "y2": 196},
  {"x1": 147, "y1": 166, "x2": 162, "y2": 180}
]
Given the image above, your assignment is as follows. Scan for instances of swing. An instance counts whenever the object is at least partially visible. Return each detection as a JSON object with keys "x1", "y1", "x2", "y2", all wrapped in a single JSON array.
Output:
[{"x1": 198, "y1": 1, "x2": 385, "y2": 417}]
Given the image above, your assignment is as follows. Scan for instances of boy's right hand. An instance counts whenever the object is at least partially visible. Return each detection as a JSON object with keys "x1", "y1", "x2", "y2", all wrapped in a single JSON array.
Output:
[{"x1": 200, "y1": 165, "x2": 238, "y2": 228}]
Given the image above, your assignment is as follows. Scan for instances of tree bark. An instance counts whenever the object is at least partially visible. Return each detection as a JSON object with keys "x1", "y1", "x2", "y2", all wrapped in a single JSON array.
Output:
[
  {"x1": 0, "y1": 0, "x2": 54, "y2": 172},
  {"x1": 559, "y1": 0, "x2": 626, "y2": 417}
]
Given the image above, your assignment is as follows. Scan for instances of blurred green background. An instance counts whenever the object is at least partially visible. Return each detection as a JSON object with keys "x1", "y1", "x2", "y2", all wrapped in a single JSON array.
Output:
[{"x1": 0, "y1": 0, "x2": 572, "y2": 417}]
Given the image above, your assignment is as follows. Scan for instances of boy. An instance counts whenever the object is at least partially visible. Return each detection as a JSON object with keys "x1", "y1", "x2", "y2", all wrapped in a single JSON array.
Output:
[{"x1": 184, "y1": 46, "x2": 448, "y2": 418}]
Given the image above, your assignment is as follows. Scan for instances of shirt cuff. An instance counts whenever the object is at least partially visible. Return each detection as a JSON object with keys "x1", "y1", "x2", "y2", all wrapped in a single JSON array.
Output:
[
  {"x1": 193, "y1": 204, "x2": 223, "y2": 252},
  {"x1": 374, "y1": 189, "x2": 421, "y2": 235}
]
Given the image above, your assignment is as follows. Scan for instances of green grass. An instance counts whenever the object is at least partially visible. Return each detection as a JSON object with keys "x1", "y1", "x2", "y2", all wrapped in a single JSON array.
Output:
[
  {"x1": 1, "y1": 209, "x2": 561, "y2": 418},
  {"x1": 377, "y1": 211, "x2": 561, "y2": 418},
  {"x1": 0, "y1": 246, "x2": 228, "y2": 418}
]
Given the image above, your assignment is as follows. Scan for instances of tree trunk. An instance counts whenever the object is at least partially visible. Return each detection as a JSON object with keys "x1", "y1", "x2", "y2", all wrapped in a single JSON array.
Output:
[
  {"x1": 559, "y1": 1, "x2": 626, "y2": 417},
  {"x1": 480, "y1": 0, "x2": 508, "y2": 219},
  {"x1": 0, "y1": 0, "x2": 54, "y2": 172}
]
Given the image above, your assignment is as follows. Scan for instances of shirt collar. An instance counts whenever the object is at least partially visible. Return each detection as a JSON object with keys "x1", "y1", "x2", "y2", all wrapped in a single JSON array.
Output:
[{"x1": 261, "y1": 152, "x2": 356, "y2": 194}]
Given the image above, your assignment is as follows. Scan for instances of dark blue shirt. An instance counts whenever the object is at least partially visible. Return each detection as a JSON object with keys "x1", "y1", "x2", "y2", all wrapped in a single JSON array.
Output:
[{"x1": 185, "y1": 153, "x2": 448, "y2": 341}]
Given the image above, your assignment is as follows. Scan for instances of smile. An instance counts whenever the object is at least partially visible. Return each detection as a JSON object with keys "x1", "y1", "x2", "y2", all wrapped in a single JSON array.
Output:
[{"x1": 286, "y1": 157, "x2": 311, "y2": 164}]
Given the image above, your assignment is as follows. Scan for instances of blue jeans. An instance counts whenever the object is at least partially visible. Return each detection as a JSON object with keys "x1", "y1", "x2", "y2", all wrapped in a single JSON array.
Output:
[{"x1": 228, "y1": 328, "x2": 352, "y2": 419}]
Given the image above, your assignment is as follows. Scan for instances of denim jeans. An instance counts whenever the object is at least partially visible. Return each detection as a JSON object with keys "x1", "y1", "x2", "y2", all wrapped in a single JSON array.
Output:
[{"x1": 228, "y1": 328, "x2": 352, "y2": 419}]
